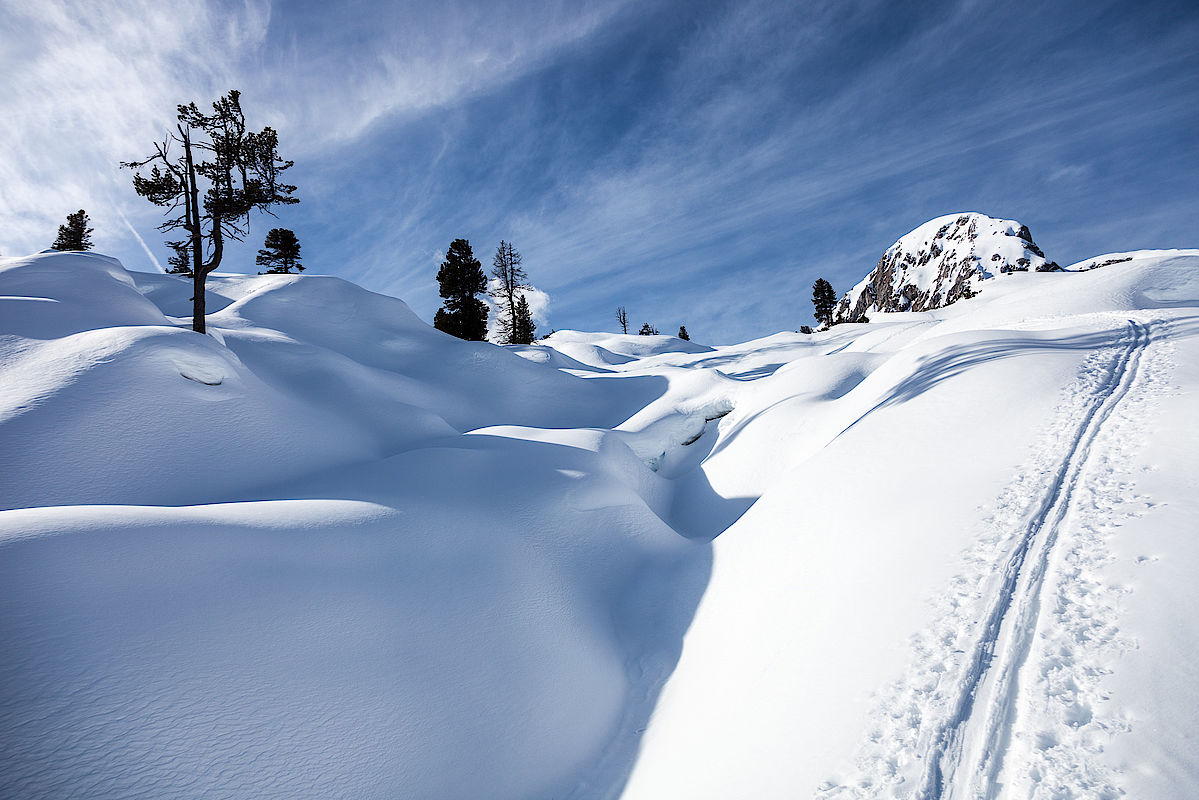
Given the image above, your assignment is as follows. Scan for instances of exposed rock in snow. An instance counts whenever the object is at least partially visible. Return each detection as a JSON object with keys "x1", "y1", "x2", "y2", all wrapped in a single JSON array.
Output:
[
  {"x1": 833, "y1": 212, "x2": 1060, "y2": 323},
  {"x1": 1077, "y1": 255, "x2": 1134, "y2": 272}
]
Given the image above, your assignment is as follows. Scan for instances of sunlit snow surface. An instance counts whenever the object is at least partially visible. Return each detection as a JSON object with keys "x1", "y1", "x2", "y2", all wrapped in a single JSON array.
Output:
[{"x1": 2, "y1": 249, "x2": 1198, "y2": 798}]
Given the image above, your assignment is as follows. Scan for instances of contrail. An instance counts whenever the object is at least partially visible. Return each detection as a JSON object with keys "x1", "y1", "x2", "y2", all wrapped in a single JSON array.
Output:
[{"x1": 116, "y1": 207, "x2": 163, "y2": 273}]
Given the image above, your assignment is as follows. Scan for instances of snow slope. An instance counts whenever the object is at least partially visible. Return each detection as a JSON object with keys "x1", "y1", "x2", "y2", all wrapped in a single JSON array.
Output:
[
  {"x1": 620, "y1": 250, "x2": 1199, "y2": 800},
  {"x1": 2, "y1": 247, "x2": 1197, "y2": 799}
]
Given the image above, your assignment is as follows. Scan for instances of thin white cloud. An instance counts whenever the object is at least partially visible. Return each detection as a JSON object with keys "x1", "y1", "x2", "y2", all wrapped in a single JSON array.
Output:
[
  {"x1": 242, "y1": 0, "x2": 634, "y2": 150},
  {"x1": 116, "y1": 207, "x2": 162, "y2": 273},
  {"x1": 1047, "y1": 164, "x2": 1094, "y2": 183},
  {"x1": 0, "y1": 0, "x2": 269, "y2": 255}
]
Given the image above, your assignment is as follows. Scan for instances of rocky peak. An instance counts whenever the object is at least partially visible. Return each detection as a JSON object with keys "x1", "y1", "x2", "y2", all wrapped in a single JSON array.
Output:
[{"x1": 834, "y1": 213, "x2": 1059, "y2": 323}]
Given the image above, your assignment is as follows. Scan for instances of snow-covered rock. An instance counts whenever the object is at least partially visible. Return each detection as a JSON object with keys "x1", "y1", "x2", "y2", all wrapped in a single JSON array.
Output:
[{"x1": 834, "y1": 212, "x2": 1060, "y2": 322}]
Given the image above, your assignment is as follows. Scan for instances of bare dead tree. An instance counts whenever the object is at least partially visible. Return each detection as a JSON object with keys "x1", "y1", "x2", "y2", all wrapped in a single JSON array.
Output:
[{"x1": 489, "y1": 241, "x2": 529, "y2": 344}]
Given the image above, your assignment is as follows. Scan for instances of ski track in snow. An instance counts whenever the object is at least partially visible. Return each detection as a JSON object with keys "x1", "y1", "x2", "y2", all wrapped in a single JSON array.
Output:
[
  {"x1": 1001, "y1": 324, "x2": 1172, "y2": 800},
  {"x1": 818, "y1": 317, "x2": 1164, "y2": 800}
]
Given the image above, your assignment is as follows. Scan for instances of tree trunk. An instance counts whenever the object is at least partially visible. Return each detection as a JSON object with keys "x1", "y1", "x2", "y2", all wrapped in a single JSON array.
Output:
[
  {"x1": 181, "y1": 127, "x2": 206, "y2": 334},
  {"x1": 506, "y1": 284, "x2": 518, "y2": 344},
  {"x1": 192, "y1": 267, "x2": 206, "y2": 334}
]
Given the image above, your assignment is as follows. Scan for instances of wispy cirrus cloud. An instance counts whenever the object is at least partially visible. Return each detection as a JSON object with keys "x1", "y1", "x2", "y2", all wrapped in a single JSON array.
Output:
[
  {"x1": 378, "y1": 0, "x2": 1199, "y2": 341},
  {"x1": 0, "y1": 0, "x2": 632, "y2": 259},
  {"x1": 256, "y1": 0, "x2": 635, "y2": 148},
  {"x1": 0, "y1": 0, "x2": 268, "y2": 257}
]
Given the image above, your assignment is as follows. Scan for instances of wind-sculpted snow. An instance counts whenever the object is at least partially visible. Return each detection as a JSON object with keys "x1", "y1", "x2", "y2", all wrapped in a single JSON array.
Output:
[
  {"x1": 2, "y1": 251, "x2": 170, "y2": 338},
  {"x1": 2, "y1": 249, "x2": 1199, "y2": 799},
  {"x1": 542, "y1": 329, "x2": 715, "y2": 370}
]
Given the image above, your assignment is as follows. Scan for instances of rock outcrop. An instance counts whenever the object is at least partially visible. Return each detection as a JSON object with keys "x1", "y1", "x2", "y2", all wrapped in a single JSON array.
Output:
[{"x1": 834, "y1": 213, "x2": 1059, "y2": 323}]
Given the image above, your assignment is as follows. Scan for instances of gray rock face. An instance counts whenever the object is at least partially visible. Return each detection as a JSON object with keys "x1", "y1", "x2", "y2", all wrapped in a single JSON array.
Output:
[{"x1": 834, "y1": 213, "x2": 1059, "y2": 323}]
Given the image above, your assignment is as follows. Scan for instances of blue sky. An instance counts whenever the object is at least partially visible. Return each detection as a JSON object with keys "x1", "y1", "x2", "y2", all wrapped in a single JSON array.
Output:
[{"x1": 2, "y1": 0, "x2": 1196, "y2": 342}]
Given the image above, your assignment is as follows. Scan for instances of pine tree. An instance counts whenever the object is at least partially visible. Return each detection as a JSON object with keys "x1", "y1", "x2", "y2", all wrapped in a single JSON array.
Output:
[
  {"x1": 512, "y1": 293, "x2": 537, "y2": 344},
  {"x1": 638, "y1": 322, "x2": 658, "y2": 336},
  {"x1": 123, "y1": 90, "x2": 298, "y2": 333},
  {"x1": 812, "y1": 278, "x2": 837, "y2": 328},
  {"x1": 489, "y1": 240, "x2": 529, "y2": 344},
  {"x1": 165, "y1": 240, "x2": 192, "y2": 275},
  {"x1": 616, "y1": 306, "x2": 629, "y2": 334},
  {"x1": 51, "y1": 210, "x2": 94, "y2": 251},
  {"x1": 256, "y1": 228, "x2": 303, "y2": 273},
  {"x1": 677, "y1": 325, "x2": 690, "y2": 341},
  {"x1": 434, "y1": 238, "x2": 488, "y2": 340}
]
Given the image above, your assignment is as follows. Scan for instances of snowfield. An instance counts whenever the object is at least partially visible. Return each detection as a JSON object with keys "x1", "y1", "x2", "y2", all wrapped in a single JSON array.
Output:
[{"x1": 2, "y1": 248, "x2": 1197, "y2": 799}]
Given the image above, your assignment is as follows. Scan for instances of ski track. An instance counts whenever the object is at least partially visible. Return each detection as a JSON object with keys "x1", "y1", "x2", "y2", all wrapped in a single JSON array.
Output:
[
  {"x1": 1002, "y1": 323, "x2": 1171, "y2": 800},
  {"x1": 818, "y1": 318, "x2": 1163, "y2": 800}
]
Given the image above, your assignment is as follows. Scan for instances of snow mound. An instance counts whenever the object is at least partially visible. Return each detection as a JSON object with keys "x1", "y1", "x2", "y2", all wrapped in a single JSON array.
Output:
[
  {"x1": 1, "y1": 251, "x2": 171, "y2": 338},
  {"x1": 542, "y1": 330, "x2": 714, "y2": 369},
  {"x1": 1, "y1": 252, "x2": 708, "y2": 799},
  {"x1": 503, "y1": 343, "x2": 608, "y2": 372},
  {"x1": 834, "y1": 212, "x2": 1059, "y2": 322},
  {"x1": 0, "y1": 257, "x2": 666, "y2": 510}
]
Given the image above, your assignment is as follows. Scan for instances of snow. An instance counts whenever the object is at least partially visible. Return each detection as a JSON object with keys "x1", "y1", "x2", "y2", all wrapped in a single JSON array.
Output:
[
  {"x1": 836, "y1": 212, "x2": 1057, "y2": 321},
  {"x1": 621, "y1": 250, "x2": 1199, "y2": 800},
  {"x1": 2, "y1": 246, "x2": 1198, "y2": 799},
  {"x1": 543, "y1": 329, "x2": 715, "y2": 368}
]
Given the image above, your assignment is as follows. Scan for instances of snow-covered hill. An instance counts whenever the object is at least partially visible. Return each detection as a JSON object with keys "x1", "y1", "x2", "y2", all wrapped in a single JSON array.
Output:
[
  {"x1": 2, "y1": 247, "x2": 1198, "y2": 799},
  {"x1": 834, "y1": 212, "x2": 1059, "y2": 323}
]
